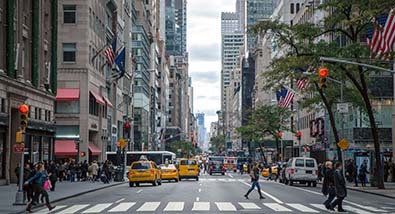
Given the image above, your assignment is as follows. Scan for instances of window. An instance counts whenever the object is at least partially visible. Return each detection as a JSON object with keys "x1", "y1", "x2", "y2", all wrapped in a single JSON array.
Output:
[
  {"x1": 295, "y1": 159, "x2": 304, "y2": 167},
  {"x1": 34, "y1": 107, "x2": 38, "y2": 119},
  {"x1": 63, "y1": 43, "x2": 76, "y2": 63},
  {"x1": 290, "y1": 3, "x2": 295, "y2": 14},
  {"x1": 55, "y1": 101, "x2": 80, "y2": 114},
  {"x1": 306, "y1": 159, "x2": 315, "y2": 168},
  {"x1": 296, "y1": 3, "x2": 300, "y2": 13},
  {"x1": 89, "y1": 94, "x2": 99, "y2": 116},
  {"x1": 48, "y1": 111, "x2": 51, "y2": 122},
  {"x1": 63, "y1": 5, "x2": 76, "y2": 24},
  {"x1": 0, "y1": 98, "x2": 5, "y2": 113}
]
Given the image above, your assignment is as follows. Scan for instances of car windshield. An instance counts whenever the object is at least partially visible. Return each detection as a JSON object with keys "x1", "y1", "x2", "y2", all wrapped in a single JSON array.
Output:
[
  {"x1": 160, "y1": 164, "x2": 175, "y2": 169},
  {"x1": 132, "y1": 162, "x2": 151, "y2": 170},
  {"x1": 306, "y1": 160, "x2": 315, "y2": 168},
  {"x1": 180, "y1": 160, "x2": 197, "y2": 165}
]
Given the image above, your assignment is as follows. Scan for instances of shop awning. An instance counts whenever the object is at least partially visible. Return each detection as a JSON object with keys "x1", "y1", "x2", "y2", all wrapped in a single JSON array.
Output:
[
  {"x1": 89, "y1": 143, "x2": 102, "y2": 156},
  {"x1": 102, "y1": 96, "x2": 113, "y2": 108},
  {"x1": 90, "y1": 91, "x2": 105, "y2": 105},
  {"x1": 56, "y1": 89, "x2": 80, "y2": 101},
  {"x1": 55, "y1": 140, "x2": 77, "y2": 156}
]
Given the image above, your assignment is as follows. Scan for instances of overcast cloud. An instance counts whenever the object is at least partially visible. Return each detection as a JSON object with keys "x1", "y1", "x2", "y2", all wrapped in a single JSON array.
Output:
[{"x1": 188, "y1": 0, "x2": 236, "y2": 129}]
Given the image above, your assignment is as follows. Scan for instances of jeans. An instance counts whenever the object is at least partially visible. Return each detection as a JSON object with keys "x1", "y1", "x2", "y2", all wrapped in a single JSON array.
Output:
[
  {"x1": 331, "y1": 197, "x2": 345, "y2": 211},
  {"x1": 70, "y1": 172, "x2": 76, "y2": 182},
  {"x1": 324, "y1": 193, "x2": 336, "y2": 207},
  {"x1": 245, "y1": 180, "x2": 263, "y2": 197}
]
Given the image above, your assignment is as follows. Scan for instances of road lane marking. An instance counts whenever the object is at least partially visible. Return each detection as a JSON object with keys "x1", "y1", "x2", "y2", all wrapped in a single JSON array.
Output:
[
  {"x1": 136, "y1": 189, "x2": 143, "y2": 193},
  {"x1": 163, "y1": 202, "x2": 184, "y2": 211},
  {"x1": 310, "y1": 204, "x2": 328, "y2": 211},
  {"x1": 196, "y1": 197, "x2": 200, "y2": 201},
  {"x1": 240, "y1": 181, "x2": 283, "y2": 204},
  {"x1": 343, "y1": 205, "x2": 373, "y2": 214},
  {"x1": 82, "y1": 203, "x2": 112, "y2": 213},
  {"x1": 192, "y1": 202, "x2": 210, "y2": 211},
  {"x1": 108, "y1": 202, "x2": 136, "y2": 212},
  {"x1": 136, "y1": 202, "x2": 160, "y2": 211},
  {"x1": 115, "y1": 198, "x2": 125, "y2": 203},
  {"x1": 345, "y1": 201, "x2": 387, "y2": 212},
  {"x1": 238, "y1": 202, "x2": 261, "y2": 209},
  {"x1": 286, "y1": 203, "x2": 319, "y2": 213},
  {"x1": 55, "y1": 204, "x2": 90, "y2": 214},
  {"x1": 36, "y1": 205, "x2": 67, "y2": 213},
  {"x1": 199, "y1": 183, "x2": 202, "y2": 186},
  {"x1": 215, "y1": 202, "x2": 237, "y2": 211},
  {"x1": 198, "y1": 188, "x2": 201, "y2": 192},
  {"x1": 228, "y1": 174, "x2": 234, "y2": 178},
  {"x1": 263, "y1": 203, "x2": 292, "y2": 212}
]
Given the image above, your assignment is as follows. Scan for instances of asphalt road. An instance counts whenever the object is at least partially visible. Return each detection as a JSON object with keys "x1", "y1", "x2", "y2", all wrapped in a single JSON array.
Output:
[{"x1": 31, "y1": 172, "x2": 395, "y2": 214}]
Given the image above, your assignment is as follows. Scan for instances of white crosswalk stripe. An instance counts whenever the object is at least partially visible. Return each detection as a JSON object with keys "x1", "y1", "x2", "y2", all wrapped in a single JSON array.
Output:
[
  {"x1": 36, "y1": 205, "x2": 67, "y2": 214},
  {"x1": 263, "y1": 203, "x2": 293, "y2": 212},
  {"x1": 82, "y1": 203, "x2": 112, "y2": 213},
  {"x1": 238, "y1": 202, "x2": 261, "y2": 209},
  {"x1": 163, "y1": 202, "x2": 184, "y2": 211},
  {"x1": 215, "y1": 202, "x2": 237, "y2": 211},
  {"x1": 310, "y1": 203, "x2": 328, "y2": 211},
  {"x1": 192, "y1": 202, "x2": 210, "y2": 211},
  {"x1": 287, "y1": 203, "x2": 320, "y2": 213},
  {"x1": 55, "y1": 204, "x2": 90, "y2": 214},
  {"x1": 346, "y1": 201, "x2": 387, "y2": 212},
  {"x1": 343, "y1": 205, "x2": 373, "y2": 214},
  {"x1": 136, "y1": 202, "x2": 160, "y2": 212},
  {"x1": 107, "y1": 202, "x2": 136, "y2": 212}
]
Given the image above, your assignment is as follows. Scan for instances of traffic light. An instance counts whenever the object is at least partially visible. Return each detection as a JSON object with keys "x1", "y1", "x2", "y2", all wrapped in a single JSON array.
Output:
[
  {"x1": 18, "y1": 104, "x2": 29, "y2": 131},
  {"x1": 16, "y1": 130, "x2": 23, "y2": 143},
  {"x1": 123, "y1": 122, "x2": 131, "y2": 139},
  {"x1": 318, "y1": 68, "x2": 328, "y2": 89},
  {"x1": 277, "y1": 131, "x2": 283, "y2": 139},
  {"x1": 80, "y1": 152, "x2": 86, "y2": 157},
  {"x1": 296, "y1": 131, "x2": 302, "y2": 141}
]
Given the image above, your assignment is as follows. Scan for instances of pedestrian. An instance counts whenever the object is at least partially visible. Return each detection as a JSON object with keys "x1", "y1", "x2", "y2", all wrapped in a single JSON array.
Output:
[
  {"x1": 22, "y1": 163, "x2": 33, "y2": 202},
  {"x1": 384, "y1": 161, "x2": 389, "y2": 182},
  {"x1": 48, "y1": 161, "x2": 58, "y2": 191},
  {"x1": 322, "y1": 161, "x2": 335, "y2": 211},
  {"x1": 69, "y1": 161, "x2": 76, "y2": 182},
  {"x1": 244, "y1": 162, "x2": 265, "y2": 200},
  {"x1": 58, "y1": 161, "x2": 65, "y2": 182},
  {"x1": 330, "y1": 162, "x2": 347, "y2": 212},
  {"x1": 91, "y1": 161, "x2": 99, "y2": 182},
  {"x1": 275, "y1": 164, "x2": 281, "y2": 182},
  {"x1": 24, "y1": 163, "x2": 56, "y2": 213},
  {"x1": 318, "y1": 163, "x2": 323, "y2": 182},
  {"x1": 81, "y1": 160, "x2": 88, "y2": 181},
  {"x1": 359, "y1": 160, "x2": 369, "y2": 187},
  {"x1": 352, "y1": 161, "x2": 358, "y2": 187},
  {"x1": 267, "y1": 164, "x2": 273, "y2": 181}
]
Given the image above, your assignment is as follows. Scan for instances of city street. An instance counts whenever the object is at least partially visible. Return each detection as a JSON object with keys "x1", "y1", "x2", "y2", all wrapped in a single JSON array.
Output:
[{"x1": 30, "y1": 172, "x2": 395, "y2": 214}]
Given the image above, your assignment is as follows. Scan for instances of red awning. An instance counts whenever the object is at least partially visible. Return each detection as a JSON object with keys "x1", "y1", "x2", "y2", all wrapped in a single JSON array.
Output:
[
  {"x1": 90, "y1": 91, "x2": 105, "y2": 105},
  {"x1": 55, "y1": 140, "x2": 77, "y2": 156},
  {"x1": 89, "y1": 143, "x2": 101, "y2": 156},
  {"x1": 102, "y1": 96, "x2": 113, "y2": 108},
  {"x1": 56, "y1": 89, "x2": 80, "y2": 101}
]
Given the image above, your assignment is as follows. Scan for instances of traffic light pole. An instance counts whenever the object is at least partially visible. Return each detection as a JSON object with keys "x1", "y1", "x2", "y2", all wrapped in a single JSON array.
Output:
[{"x1": 14, "y1": 132, "x2": 25, "y2": 205}]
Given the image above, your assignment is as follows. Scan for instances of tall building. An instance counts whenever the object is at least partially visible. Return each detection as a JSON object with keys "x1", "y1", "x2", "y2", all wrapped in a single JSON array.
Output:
[
  {"x1": 196, "y1": 113, "x2": 206, "y2": 148},
  {"x1": 55, "y1": 0, "x2": 133, "y2": 163},
  {"x1": 246, "y1": 0, "x2": 274, "y2": 51},
  {"x1": 165, "y1": 0, "x2": 187, "y2": 56},
  {"x1": 0, "y1": 0, "x2": 57, "y2": 184}
]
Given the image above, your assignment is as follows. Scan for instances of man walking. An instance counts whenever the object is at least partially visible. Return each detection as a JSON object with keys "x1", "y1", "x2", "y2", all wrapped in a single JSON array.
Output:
[
  {"x1": 322, "y1": 161, "x2": 335, "y2": 211},
  {"x1": 244, "y1": 162, "x2": 265, "y2": 199},
  {"x1": 330, "y1": 162, "x2": 347, "y2": 212}
]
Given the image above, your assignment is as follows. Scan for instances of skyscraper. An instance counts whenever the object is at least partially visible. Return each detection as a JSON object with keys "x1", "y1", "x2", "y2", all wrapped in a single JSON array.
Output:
[
  {"x1": 246, "y1": 0, "x2": 274, "y2": 51},
  {"x1": 166, "y1": 0, "x2": 187, "y2": 56},
  {"x1": 196, "y1": 113, "x2": 206, "y2": 148}
]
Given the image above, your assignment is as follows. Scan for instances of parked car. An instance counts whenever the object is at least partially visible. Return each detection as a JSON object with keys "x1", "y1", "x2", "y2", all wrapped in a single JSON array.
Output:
[{"x1": 284, "y1": 157, "x2": 318, "y2": 187}]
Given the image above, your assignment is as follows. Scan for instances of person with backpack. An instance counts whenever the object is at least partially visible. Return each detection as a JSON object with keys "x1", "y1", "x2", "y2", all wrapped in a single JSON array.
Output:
[
  {"x1": 244, "y1": 162, "x2": 265, "y2": 199},
  {"x1": 24, "y1": 163, "x2": 56, "y2": 213}
]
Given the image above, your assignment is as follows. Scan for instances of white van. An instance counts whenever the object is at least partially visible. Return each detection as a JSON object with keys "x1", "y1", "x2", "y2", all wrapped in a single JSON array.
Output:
[{"x1": 284, "y1": 157, "x2": 318, "y2": 187}]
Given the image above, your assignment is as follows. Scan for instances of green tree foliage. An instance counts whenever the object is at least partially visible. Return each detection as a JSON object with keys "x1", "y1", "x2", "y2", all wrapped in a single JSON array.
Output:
[
  {"x1": 168, "y1": 140, "x2": 198, "y2": 158},
  {"x1": 251, "y1": 0, "x2": 393, "y2": 189},
  {"x1": 209, "y1": 135, "x2": 225, "y2": 154}
]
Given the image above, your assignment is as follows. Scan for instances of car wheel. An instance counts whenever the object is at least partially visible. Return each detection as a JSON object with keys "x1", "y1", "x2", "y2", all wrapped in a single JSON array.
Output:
[
  {"x1": 290, "y1": 180, "x2": 294, "y2": 186},
  {"x1": 136, "y1": 183, "x2": 140, "y2": 187},
  {"x1": 313, "y1": 181, "x2": 317, "y2": 187},
  {"x1": 209, "y1": 172, "x2": 212, "y2": 175},
  {"x1": 158, "y1": 179, "x2": 162, "y2": 185},
  {"x1": 179, "y1": 177, "x2": 182, "y2": 181},
  {"x1": 129, "y1": 182, "x2": 134, "y2": 187},
  {"x1": 222, "y1": 172, "x2": 225, "y2": 175},
  {"x1": 196, "y1": 176, "x2": 199, "y2": 181},
  {"x1": 153, "y1": 179, "x2": 158, "y2": 186},
  {"x1": 175, "y1": 178, "x2": 179, "y2": 182}
]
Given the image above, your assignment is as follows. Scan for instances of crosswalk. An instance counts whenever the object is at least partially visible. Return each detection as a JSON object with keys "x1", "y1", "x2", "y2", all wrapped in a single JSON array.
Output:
[
  {"x1": 34, "y1": 201, "x2": 391, "y2": 213},
  {"x1": 199, "y1": 178, "x2": 248, "y2": 182}
]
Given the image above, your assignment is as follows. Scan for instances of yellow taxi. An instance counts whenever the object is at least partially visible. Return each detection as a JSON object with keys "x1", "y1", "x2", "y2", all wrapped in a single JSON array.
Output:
[
  {"x1": 262, "y1": 166, "x2": 278, "y2": 177},
  {"x1": 178, "y1": 158, "x2": 199, "y2": 181},
  {"x1": 128, "y1": 161, "x2": 162, "y2": 187},
  {"x1": 159, "y1": 164, "x2": 179, "y2": 182}
]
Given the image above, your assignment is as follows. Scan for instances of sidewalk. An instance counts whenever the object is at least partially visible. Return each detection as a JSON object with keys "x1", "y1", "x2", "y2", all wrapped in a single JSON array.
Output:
[
  {"x1": 0, "y1": 180, "x2": 126, "y2": 214},
  {"x1": 346, "y1": 182, "x2": 395, "y2": 199}
]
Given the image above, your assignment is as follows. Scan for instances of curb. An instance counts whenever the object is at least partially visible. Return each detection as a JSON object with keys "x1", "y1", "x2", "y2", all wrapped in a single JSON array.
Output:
[
  {"x1": 347, "y1": 187, "x2": 395, "y2": 199},
  {"x1": 15, "y1": 181, "x2": 127, "y2": 214}
]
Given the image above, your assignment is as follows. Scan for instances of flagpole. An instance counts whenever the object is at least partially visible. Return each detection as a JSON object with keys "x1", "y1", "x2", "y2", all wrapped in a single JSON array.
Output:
[{"x1": 91, "y1": 43, "x2": 109, "y2": 64}]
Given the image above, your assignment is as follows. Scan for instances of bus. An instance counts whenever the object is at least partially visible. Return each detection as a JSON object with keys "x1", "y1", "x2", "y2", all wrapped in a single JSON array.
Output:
[{"x1": 106, "y1": 151, "x2": 176, "y2": 166}]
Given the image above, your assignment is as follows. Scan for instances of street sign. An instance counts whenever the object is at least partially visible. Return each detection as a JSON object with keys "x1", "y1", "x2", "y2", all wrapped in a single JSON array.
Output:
[
  {"x1": 13, "y1": 144, "x2": 25, "y2": 153},
  {"x1": 337, "y1": 103, "x2": 349, "y2": 113},
  {"x1": 337, "y1": 138, "x2": 350, "y2": 151},
  {"x1": 117, "y1": 138, "x2": 127, "y2": 149}
]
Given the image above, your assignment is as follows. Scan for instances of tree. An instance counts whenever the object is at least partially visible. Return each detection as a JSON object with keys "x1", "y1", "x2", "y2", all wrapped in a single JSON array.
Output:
[
  {"x1": 237, "y1": 105, "x2": 292, "y2": 162},
  {"x1": 209, "y1": 135, "x2": 225, "y2": 154},
  {"x1": 251, "y1": 0, "x2": 393, "y2": 188},
  {"x1": 168, "y1": 141, "x2": 196, "y2": 158}
]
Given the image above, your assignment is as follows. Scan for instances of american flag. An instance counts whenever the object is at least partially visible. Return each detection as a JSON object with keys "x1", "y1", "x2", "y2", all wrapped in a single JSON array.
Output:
[
  {"x1": 104, "y1": 46, "x2": 115, "y2": 66},
  {"x1": 296, "y1": 78, "x2": 309, "y2": 91},
  {"x1": 367, "y1": 9, "x2": 395, "y2": 58},
  {"x1": 276, "y1": 88, "x2": 294, "y2": 108}
]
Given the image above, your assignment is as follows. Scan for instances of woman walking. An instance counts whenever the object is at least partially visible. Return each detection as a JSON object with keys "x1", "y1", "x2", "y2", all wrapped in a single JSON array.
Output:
[
  {"x1": 24, "y1": 163, "x2": 56, "y2": 213},
  {"x1": 330, "y1": 162, "x2": 347, "y2": 212},
  {"x1": 322, "y1": 161, "x2": 335, "y2": 211},
  {"x1": 244, "y1": 162, "x2": 264, "y2": 199}
]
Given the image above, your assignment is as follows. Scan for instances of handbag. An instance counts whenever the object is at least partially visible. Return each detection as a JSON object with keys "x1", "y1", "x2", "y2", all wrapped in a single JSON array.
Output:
[{"x1": 43, "y1": 180, "x2": 51, "y2": 191}]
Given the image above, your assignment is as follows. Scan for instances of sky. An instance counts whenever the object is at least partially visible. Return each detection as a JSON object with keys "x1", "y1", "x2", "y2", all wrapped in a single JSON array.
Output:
[{"x1": 187, "y1": 0, "x2": 236, "y2": 130}]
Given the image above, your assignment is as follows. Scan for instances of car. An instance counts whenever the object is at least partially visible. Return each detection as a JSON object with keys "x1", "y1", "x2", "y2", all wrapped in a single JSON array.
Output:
[
  {"x1": 278, "y1": 163, "x2": 288, "y2": 183},
  {"x1": 128, "y1": 161, "x2": 162, "y2": 187},
  {"x1": 159, "y1": 164, "x2": 179, "y2": 182},
  {"x1": 284, "y1": 157, "x2": 318, "y2": 187},
  {"x1": 261, "y1": 166, "x2": 278, "y2": 177},
  {"x1": 178, "y1": 158, "x2": 199, "y2": 181},
  {"x1": 208, "y1": 161, "x2": 226, "y2": 175},
  {"x1": 224, "y1": 157, "x2": 237, "y2": 172}
]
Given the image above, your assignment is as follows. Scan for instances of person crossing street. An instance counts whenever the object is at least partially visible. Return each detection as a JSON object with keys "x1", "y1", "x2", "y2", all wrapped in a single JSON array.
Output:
[{"x1": 244, "y1": 162, "x2": 265, "y2": 200}]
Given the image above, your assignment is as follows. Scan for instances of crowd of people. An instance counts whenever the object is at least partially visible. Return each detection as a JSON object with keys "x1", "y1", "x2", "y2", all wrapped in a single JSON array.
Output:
[{"x1": 15, "y1": 159, "x2": 116, "y2": 213}]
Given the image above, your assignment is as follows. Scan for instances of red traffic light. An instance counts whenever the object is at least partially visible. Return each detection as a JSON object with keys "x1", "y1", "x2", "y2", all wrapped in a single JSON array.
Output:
[
  {"x1": 18, "y1": 104, "x2": 29, "y2": 114},
  {"x1": 319, "y1": 68, "x2": 328, "y2": 78},
  {"x1": 277, "y1": 131, "x2": 283, "y2": 138},
  {"x1": 124, "y1": 123, "x2": 130, "y2": 129},
  {"x1": 296, "y1": 131, "x2": 302, "y2": 137}
]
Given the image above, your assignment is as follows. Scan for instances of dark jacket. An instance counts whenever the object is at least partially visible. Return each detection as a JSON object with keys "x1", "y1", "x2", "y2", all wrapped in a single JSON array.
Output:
[
  {"x1": 27, "y1": 170, "x2": 48, "y2": 186},
  {"x1": 322, "y1": 168, "x2": 335, "y2": 196},
  {"x1": 334, "y1": 168, "x2": 347, "y2": 198}
]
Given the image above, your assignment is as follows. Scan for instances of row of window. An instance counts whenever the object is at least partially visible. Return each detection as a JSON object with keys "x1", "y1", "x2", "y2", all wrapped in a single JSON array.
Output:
[{"x1": 28, "y1": 107, "x2": 51, "y2": 122}]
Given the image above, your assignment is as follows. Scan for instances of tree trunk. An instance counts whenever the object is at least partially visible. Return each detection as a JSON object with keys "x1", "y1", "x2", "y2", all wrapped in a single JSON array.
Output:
[
  {"x1": 275, "y1": 137, "x2": 280, "y2": 162},
  {"x1": 316, "y1": 83, "x2": 343, "y2": 161}
]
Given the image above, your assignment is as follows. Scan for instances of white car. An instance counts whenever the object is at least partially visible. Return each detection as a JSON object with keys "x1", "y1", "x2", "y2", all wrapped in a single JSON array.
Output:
[{"x1": 284, "y1": 157, "x2": 318, "y2": 187}]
